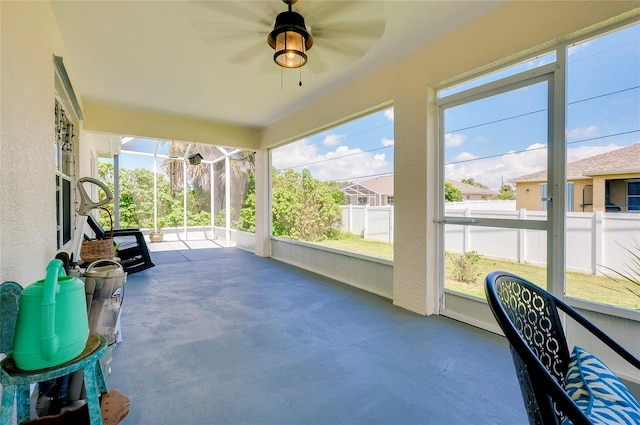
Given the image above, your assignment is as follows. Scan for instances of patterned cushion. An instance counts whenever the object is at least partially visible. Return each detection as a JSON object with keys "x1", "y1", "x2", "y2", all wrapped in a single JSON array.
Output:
[{"x1": 562, "y1": 346, "x2": 640, "y2": 424}]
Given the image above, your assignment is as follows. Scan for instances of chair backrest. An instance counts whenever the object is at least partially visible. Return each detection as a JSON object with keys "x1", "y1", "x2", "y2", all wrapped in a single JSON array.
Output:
[
  {"x1": 87, "y1": 215, "x2": 107, "y2": 240},
  {"x1": 0, "y1": 281, "x2": 22, "y2": 355},
  {"x1": 485, "y1": 271, "x2": 571, "y2": 425}
]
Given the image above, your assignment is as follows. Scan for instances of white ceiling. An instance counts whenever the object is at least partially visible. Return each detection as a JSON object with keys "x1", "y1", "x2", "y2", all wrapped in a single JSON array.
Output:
[{"x1": 50, "y1": 1, "x2": 507, "y2": 130}]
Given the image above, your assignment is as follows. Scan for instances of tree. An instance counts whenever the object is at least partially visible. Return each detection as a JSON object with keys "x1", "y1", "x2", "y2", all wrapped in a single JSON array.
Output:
[
  {"x1": 98, "y1": 161, "x2": 189, "y2": 230},
  {"x1": 461, "y1": 178, "x2": 489, "y2": 189},
  {"x1": 237, "y1": 172, "x2": 256, "y2": 232},
  {"x1": 494, "y1": 184, "x2": 516, "y2": 200},
  {"x1": 270, "y1": 168, "x2": 343, "y2": 241},
  {"x1": 445, "y1": 181, "x2": 463, "y2": 202}
]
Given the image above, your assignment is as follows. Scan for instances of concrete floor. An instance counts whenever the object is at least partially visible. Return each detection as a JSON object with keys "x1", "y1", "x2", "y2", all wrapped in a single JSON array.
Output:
[{"x1": 108, "y1": 246, "x2": 528, "y2": 425}]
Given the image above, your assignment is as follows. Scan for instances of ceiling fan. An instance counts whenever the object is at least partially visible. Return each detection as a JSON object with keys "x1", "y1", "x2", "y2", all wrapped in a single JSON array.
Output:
[{"x1": 189, "y1": 0, "x2": 386, "y2": 74}]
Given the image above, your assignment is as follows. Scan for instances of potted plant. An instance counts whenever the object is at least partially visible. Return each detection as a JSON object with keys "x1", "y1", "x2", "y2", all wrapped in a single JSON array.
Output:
[{"x1": 149, "y1": 229, "x2": 163, "y2": 243}]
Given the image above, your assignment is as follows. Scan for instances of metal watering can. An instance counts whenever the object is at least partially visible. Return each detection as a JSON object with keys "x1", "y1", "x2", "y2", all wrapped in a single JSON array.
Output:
[{"x1": 12, "y1": 259, "x2": 89, "y2": 370}]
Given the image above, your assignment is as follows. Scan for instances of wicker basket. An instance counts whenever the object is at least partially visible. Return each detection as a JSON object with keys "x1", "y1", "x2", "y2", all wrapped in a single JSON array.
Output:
[{"x1": 80, "y1": 208, "x2": 115, "y2": 263}]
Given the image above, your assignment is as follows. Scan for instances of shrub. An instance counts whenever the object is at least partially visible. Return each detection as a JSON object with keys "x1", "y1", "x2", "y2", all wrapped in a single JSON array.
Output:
[{"x1": 450, "y1": 251, "x2": 482, "y2": 284}]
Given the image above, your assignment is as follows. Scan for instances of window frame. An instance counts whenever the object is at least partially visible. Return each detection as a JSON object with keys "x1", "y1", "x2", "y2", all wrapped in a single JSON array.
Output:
[
  {"x1": 54, "y1": 98, "x2": 76, "y2": 250},
  {"x1": 627, "y1": 180, "x2": 640, "y2": 211},
  {"x1": 436, "y1": 18, "x2": 640, "y2": 315}
]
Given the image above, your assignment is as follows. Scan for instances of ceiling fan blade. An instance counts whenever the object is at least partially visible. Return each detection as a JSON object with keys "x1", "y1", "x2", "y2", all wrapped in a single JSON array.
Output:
[
  {"x1": 227, "y1": 43, "x2": 277, "y2": 75},
  {"x1": 299, "y1": 1, "x2": 384, "y2": 26},
  {"x1": 311, "y1": 20, "x2": 386, "y2": 41},
  {"x1": 229, "y1": 42, "x2": 269, "y2": 65},
  {"x1": 313, "y1": 37, "x2": 370, "y2": 61},
  {"x1": 259, "y1": 56, "x2": 279, "y2": 74},
  {"x1": 191, "y1": 20, "x2": 268, "y2": 45},
  {"x1": 189, "y1": 0, "x2": 276, "y2": 29},
  {"x1": 188, "y1": 0, "x2": 274, "y2": 53},
  {"x1": 306, "y1": 51, "x2": 330, "y2": 74}
]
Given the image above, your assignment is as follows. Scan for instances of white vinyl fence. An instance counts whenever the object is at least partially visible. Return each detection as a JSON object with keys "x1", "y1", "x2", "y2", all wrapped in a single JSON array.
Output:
[{"x1": 340, "y1": 203, "x2": 640, "y2": 275}]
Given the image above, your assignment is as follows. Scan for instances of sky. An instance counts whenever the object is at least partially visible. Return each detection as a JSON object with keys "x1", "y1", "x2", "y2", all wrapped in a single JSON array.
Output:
[
  {"x1": 271, "y1": 108, "x2": 395, "y2": 183},
  {"x1": 115, "y1": 23, "x2": 639, "y2": 193}
]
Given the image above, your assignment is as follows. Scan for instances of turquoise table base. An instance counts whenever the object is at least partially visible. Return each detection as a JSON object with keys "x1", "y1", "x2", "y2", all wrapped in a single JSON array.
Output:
[{"x1": 1, "y1": 282, "x2": 108, "y2": 425}]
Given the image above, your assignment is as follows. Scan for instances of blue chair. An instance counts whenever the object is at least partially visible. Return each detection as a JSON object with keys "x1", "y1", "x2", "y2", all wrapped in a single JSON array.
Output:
[{"x1": 0, "y1": 281, "x2": 108, "y2": 425}]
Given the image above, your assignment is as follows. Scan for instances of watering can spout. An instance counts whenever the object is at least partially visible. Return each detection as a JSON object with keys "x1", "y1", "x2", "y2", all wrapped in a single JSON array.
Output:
[{"x1": 41, "y1": 259, "x2": 66, "y2": 360}]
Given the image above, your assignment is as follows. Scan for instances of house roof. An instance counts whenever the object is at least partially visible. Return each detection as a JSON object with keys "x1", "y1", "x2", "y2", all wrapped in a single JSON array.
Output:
[
  {"x1": 343, "y1": 175, "x2": 497, "y2": 197},
  {"x1": 357, "y1": 175, "x2": 394, "y2": 195},
  {"x1": 446, "y1": 180, "x2": 498, "y2": 197},
  {"x1": 511, "y1": 142, "x2": 640, "y2": 183}
]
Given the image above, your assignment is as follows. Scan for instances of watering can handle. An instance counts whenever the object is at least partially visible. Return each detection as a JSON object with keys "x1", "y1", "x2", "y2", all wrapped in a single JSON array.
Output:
[
  {"x1": 77, "y1": 177, "x2": 113, "y2": 216},
  {"x1": 41, "y1": 259, "x2": 66, "y2": 360}
]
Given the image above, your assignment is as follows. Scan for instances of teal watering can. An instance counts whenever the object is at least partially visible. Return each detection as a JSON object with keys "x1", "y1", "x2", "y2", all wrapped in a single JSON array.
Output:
[{"x1": 12, "y1": 259, "x2": 89, "y2": 370}]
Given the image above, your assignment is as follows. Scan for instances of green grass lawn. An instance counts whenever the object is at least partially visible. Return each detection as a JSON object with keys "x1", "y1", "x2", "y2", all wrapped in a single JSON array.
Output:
[
  {"x1": 312, "y1": 235, "x2": 640, "y2": 310},
  {"x1": 313, "y1": 233, "x2": 394, "y2": 259}
]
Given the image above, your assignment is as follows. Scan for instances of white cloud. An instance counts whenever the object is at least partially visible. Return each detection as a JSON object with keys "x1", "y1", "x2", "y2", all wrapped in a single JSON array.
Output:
[
  {"x1": 322, "y1": 134, "x2": 344, "y2": 146},
  {"x1": 271, "y1": 139, "x2": 318, "y2": 170},
  {"x1": 446, "y1": 143, "x2": 548, "y2": 191},
  {"x1": 272, "y1": 139, "x2": 391, "y2": 182},
  {"x1": 445, "y1": 142, "x2": 636, "y2": 191},
  {"x1": 445, "y1": 132, "x2": 467, "y2": 147},
  {"x1": 384, "y1": 108, "x2": 394, "y2": 122},
  {"x1": 567, "y1": 125, "x2": 599, "y2": 139},
  {"x1": 381, "y1": 138, "x2": 394, "y2": 147},
  {"x1": 454, "y1": 152, "x2": 478, "y2": 162},
  {"x1": 567, "y1": 143, "x2": 621, "y2": 162}
]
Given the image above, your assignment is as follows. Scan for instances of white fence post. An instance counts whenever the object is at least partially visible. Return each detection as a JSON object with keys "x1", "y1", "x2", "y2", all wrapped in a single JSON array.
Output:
[
  {"x1": 592, "y1": 211, "x2": 603, "y2": 274},
  {"x1": 518, "y1": 208, "x2": 526, "y2": 263},
  {"x1": 363, "y1": 205, "x2": 368, "y2": 239},
  {"x1": 348, "y1": 204, "x2": 353, "y2": 234},
  {"x1": 388, "y1": 205, "x2": 393, "y2": 244},
  {"x1": 463, "y1": 208, "x2": 470, "y2": 253}
]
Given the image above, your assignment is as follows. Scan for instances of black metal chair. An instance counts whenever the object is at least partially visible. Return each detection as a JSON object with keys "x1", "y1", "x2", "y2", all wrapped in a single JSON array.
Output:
[
  {"x1": 485, "y1": 271, "x2": 640, "y2": 425},
  {"x1": 86, "y1": 215, "x2": 155, "y2": 274}
]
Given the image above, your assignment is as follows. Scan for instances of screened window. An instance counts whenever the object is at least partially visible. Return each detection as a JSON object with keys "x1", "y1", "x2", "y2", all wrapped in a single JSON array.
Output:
[
  {"x1": 270, "y1": 107, "x2": 394, "y2": 257},
  {"x1": 439, "y1": 21, "x2": 640, "y2": 310}
]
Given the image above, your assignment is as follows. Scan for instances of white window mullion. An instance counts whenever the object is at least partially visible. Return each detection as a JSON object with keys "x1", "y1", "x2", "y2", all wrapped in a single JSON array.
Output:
[{"x1": 547, "y1": 45, "x2": 567, "y2": 300}]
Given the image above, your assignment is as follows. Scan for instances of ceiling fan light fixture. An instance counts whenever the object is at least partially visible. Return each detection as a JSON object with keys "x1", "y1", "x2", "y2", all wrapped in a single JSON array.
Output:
[
  {"x1": 274, "y1": 30, "x2": 307, "y2": 68},
  {"x1": 267, "y1": 3, "x2": 313, "y2": 69}
]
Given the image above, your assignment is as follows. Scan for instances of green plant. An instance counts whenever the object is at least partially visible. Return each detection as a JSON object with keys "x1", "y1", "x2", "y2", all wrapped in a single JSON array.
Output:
[
  {"x1": 450, "y1": 251, "x2": 482, "y2": 284},
  {"x1": 444, "y1": 182, "x2": 462, "y2": 202},
  {"x1": 600, "y1": 242, "x2": 640, "y2": 298}
]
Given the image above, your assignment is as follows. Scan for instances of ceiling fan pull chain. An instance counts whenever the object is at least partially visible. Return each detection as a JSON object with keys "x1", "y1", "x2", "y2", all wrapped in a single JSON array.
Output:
[{"x1": 299, "y1": 68, "x2": 302, "y2": 87}]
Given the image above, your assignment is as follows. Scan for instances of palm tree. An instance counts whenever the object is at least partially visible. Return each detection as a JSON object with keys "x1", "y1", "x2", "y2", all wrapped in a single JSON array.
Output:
[
  {"x1": 159, "y1": 142, "x2": 255, "y2": 223},
  {"x1": 161, "y1": 142, "x2": 186, "y2": 191}
]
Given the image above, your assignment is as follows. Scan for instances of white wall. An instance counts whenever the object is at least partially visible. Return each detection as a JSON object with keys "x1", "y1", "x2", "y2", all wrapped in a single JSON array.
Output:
[
  {"x1": 271, "y1": 238, "x2": 394, "y2": 300},
  {"x1": 0, "y1": 2, "x2": 69, "y2": 285}
]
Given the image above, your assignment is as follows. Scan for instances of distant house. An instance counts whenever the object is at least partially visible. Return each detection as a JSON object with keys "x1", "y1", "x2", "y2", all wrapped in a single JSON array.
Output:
[
  {"x1": 447, "y1": 180, "x2": 498, "y2": 201},
  {"x1": 341, "y1": 175, "x2": 497, "y2": 205},
  {"x1": 510, "y1": 143, "x2": 640, "y2": 212},
  {"x1": 342, "y1": 175, "x2": 394, "y2": 206}
]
